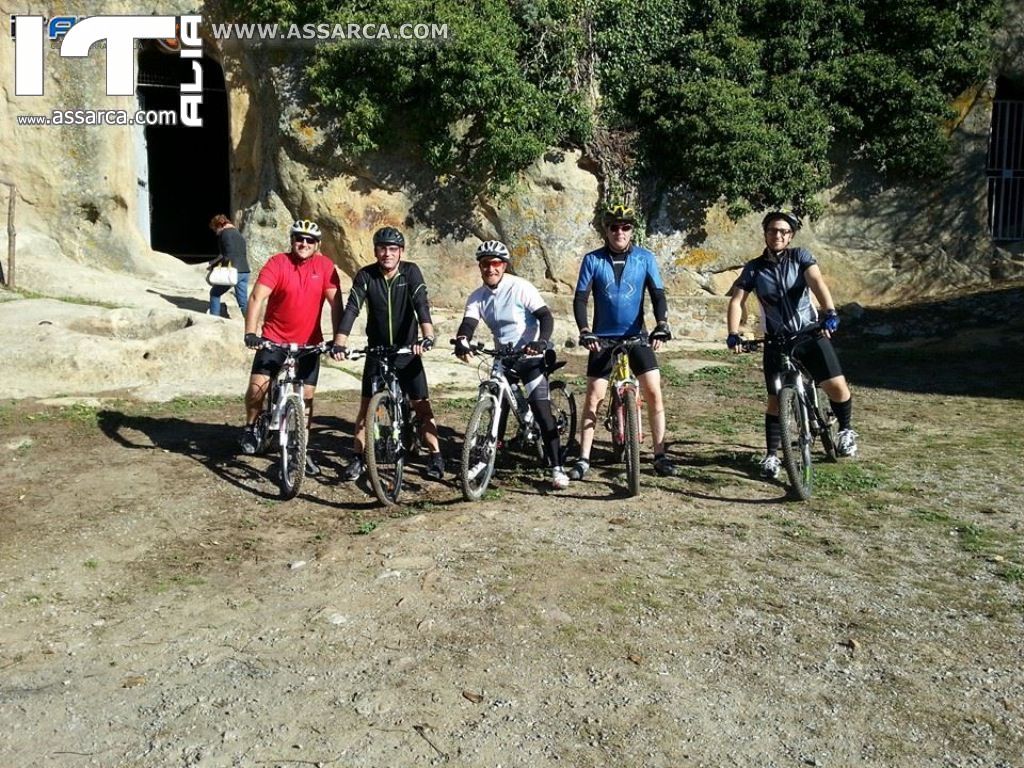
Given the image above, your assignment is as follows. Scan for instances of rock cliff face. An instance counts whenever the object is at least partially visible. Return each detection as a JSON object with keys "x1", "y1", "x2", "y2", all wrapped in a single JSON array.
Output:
[{"x1": 1, "y1": 1, "x2": 1022, "y2": 343}]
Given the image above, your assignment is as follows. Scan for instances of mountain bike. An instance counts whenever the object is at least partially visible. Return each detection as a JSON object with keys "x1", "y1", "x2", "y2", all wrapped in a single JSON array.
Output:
[
  {"x1": 251, "y1": 340, "x2": 330, "y2": 500},
  {"x1": 595, "y1": 336, "x2": 647, "y2": 497},
  {"x1": 348, "y1": 345, "x2": 423, "y2": 507},
  {"x1": 457, "y1": 343, "x2": 577, "y2": 501},
  {"x1": 742, "y1": 323, "x2": 839, "y2": 500}
]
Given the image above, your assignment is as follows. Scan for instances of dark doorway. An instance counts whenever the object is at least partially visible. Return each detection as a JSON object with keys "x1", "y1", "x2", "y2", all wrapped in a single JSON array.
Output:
[
  {"x1": 137, "y1": 46, "x2": 230, "y2": 261},
  {"x1": 987, "y1": 76, "x2": 1024, "y2": 242}
]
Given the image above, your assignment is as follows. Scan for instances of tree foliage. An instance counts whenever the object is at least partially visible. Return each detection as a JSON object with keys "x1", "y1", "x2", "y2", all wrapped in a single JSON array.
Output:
[{"x1": 226, "y1": 0, "x2": 1000, "y2": 213}]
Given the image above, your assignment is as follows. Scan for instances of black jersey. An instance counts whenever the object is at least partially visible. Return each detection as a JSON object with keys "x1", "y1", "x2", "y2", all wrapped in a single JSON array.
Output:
[
  {"x1": 735, "y1": 247, "x2": 819, "y2": 335},
  {"x1": 338, "y1": 261, "x2": 432, "y2": 346}
]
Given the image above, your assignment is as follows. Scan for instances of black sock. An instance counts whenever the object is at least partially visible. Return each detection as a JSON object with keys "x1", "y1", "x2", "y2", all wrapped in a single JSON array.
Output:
[
  {"x1": 831, "y1": 398, "x2": 853, "y2": 431},
  {"x1": 765, "y1": 413, "x2": 781, "y2": 454}
]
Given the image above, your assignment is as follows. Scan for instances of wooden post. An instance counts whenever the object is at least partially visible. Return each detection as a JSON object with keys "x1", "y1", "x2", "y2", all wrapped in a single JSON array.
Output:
[{"x1": 0, "y1": 178, "x2": 14, "y2": 287}]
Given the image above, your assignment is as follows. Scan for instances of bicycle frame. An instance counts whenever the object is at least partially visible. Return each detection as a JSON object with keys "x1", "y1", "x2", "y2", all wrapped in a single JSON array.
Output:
[
  {"x1": 478, "y1": 351, "x2": 538, "y2": 446},
  {"x1": 268, "y1": 355, "x2": 302, "y2": 438},
  {"x1": 459, "y1": 342, "x2": 578, "y2": 501},
  {"x1": 256, "y1": 342, "x2": 323, "y2": 446},
  {"x1": 742, "y1": 323, "x2": 838, "y2": 499},
  {"x1": 602, "y1": 337, "x2": 645, "y2": 446},
  {"x1": 252, "y1": 341, "x2": 326, "y2": 499},
  {"x1": 764, "y1": 331, "x2": 832, "y2": 445},
  {"x1": 350, "y1": 345, "x2": 419, "y2": 506},
  {"x1": 355, "y1": 345, "x2": 418, "y2": 444}
]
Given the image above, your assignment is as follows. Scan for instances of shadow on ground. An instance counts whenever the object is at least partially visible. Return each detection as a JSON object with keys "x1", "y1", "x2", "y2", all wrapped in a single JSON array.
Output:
[
  {"x1": 95, "y1": 409, "x2": 469, "y2": 507},
  {"x1": 840, "y1": 283, "x2": 1024, "y2": 400},
  {"x1": 147, "y1": 289, "x2": 210, "y2": 314}
]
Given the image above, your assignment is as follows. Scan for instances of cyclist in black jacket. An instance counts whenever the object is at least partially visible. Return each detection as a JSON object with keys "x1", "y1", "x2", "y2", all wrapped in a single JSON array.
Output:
[
  {"x1": 726, "y1": 211, "x2": 858, "y2": 481},
  {"x1": 331, "y1": 227, "x2": 444, "y2": 481}
]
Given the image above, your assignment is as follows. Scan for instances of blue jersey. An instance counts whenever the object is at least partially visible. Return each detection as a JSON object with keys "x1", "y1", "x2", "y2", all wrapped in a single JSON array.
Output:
[{"x1": 574, "y1": 245, "x2": 666, "y2": 337}]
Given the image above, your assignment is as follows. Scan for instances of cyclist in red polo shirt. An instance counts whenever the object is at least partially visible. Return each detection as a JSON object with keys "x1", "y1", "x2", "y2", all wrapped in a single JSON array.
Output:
[{"x1": 239, "y1": 220, "x2": 343, "y2": 475}]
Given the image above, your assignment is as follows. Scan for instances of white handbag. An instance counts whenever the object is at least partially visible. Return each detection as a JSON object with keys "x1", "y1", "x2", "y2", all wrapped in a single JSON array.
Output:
[{"x1": 206, "y1": 265, "x2": 238, "y2": 286}]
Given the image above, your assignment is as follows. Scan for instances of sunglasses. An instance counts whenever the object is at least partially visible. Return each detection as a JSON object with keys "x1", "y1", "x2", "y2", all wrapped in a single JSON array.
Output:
[
  {"x1": 479, "y1": 259, "x2": 506, "y2": 268},
  {"x1": 765, "y1": 228, "x2": 793, "y2": 236},
  {"x1": 607, "y1": 223, "x2": 633, "y2": 233},
  {"x1": 292, "y1": 235, "x2": 319, "y2": 245}
]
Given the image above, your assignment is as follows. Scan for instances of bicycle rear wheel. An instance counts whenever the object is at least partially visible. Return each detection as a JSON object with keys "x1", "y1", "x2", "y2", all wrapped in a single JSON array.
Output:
[
  {"x1": 253, "y1": 389, "x2": 276, "y2": 455},
  {"x1": 278, "y1": 394, "x2": 306, "y2": 500},
  {"x1": 623, "y1": 388, "x2": 641, "y2": 496},
  {"x1": 779, "y1": 386, "x2": 812, "y2": 500},
  {"x1": 815, "y1": 386, "x2": 839, "y2": 460},
  {"x1": 550, "y1": 381, "x2": 578, "y2": 464},
  {"x1": 461, "y1": 396, "x2": 499, "y2": 501},
  {"x1": 366, "y1": 391, "x2": 405, "y2": 506}
]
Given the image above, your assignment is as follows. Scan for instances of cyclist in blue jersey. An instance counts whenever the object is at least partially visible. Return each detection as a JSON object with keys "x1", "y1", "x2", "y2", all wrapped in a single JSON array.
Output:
[
  {"x1": 570, "y1": 203, "x2": 676, "y2": 480},
  {"x1": 726, "y1": 211, "x2": 859, "y2": 481}
]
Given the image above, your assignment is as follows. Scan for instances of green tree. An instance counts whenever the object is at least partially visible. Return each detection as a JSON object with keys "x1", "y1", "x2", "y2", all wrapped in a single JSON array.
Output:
[{"x1": 225, "y1": 0, "x2": 1000, "y2": 214}]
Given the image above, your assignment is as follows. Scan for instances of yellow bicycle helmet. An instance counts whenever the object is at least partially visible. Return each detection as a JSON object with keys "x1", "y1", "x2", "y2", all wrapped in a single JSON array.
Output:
[{"x1": 601, "y1": 203, "x2": 637, "y2": 226}]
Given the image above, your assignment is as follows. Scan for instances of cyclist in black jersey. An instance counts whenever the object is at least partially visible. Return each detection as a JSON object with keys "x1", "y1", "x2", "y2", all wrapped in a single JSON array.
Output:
[
  {"x1": 726, "y1": 211, "x2": 859, "y2": 480},
  {"x1": 331, "y1": 227, "x2": 445, "y2": 481}
]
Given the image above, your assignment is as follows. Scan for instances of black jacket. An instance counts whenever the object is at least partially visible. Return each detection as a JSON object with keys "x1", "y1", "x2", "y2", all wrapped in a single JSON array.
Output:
[{"x1": 338, "y1": 261, "x2": 432, "y2": 346}]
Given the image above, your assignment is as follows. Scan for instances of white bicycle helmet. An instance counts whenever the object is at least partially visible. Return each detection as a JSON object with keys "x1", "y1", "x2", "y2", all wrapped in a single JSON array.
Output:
[
  {"x1": 476, "y1": 240, "x2": 510, "y2": 263},
  {"x1": 290, "y1": 219, "x2": 322, "y2": 240}
]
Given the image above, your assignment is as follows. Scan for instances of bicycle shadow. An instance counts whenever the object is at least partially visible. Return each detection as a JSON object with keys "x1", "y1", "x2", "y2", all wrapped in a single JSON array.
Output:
[
  {"x1": 307, "y1": 413, "x2": 469, "y2": 509},
  {"x1": 661, "y1": 444, "x2": 791, "y2": 504},
  {"x1": 96, "y1": 409, "x2": 289, "y2": 500},
  {"x1": 96, "y1": 409, "x2": 375, "y2": 504}
]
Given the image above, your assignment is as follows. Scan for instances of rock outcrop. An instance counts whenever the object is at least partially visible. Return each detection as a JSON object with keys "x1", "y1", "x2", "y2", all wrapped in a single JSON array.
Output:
[{"x1": 1, "y1": 0, "x2": 1022, "y2": 368}]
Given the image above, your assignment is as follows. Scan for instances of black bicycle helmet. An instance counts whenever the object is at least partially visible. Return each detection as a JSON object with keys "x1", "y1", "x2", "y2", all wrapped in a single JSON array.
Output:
[
  {"x1": 373, "y1": 226, "x2": 405, "y2": 247},
  {"x1": 761, "y1": 211, "x2": 802, "y2": 233}
]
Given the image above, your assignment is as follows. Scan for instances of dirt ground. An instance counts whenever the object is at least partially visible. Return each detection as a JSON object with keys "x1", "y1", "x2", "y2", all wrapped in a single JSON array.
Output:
[{"x1": 2, "y1": 289, "x2": 1023, "y2": 768}]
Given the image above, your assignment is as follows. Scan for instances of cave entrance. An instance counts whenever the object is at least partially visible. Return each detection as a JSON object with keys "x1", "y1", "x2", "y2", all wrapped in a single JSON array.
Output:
[
  {"x1": 987, "y1": 77, "x2": 1024, "y2": 242},
  {"x1": 136, "y1": 44, "x2": 230, "y2": 262}
]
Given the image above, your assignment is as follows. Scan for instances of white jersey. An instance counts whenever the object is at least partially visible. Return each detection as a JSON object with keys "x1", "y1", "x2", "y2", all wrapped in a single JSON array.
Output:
[{"x1": 463, "y1": 274, "x2": 547, "y2": 349}]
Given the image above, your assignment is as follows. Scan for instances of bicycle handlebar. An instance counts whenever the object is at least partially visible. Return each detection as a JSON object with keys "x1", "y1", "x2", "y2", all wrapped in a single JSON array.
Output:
[
  {"x1": 737, "y1": 321, "x2": 825, "y2": 353},
  {"x1": 258, "y1": 340, "x2": 332, "y2": 357},
  {"x1": 347, "y1": 345, "x2": 415, "y2": 362},
  {"x1": 594, "y1": 335, "x2": 649, "y2": 351},
  {"x1": 449, "y1": 339, "x2": 539, "y2": 361}
]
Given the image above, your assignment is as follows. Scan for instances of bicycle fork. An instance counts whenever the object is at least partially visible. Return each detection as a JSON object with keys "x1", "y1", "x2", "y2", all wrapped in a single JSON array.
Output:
[
  {"x1": 465, "y1": 389, "x2": 503, "y2": 482},
  {"x1": 607, "y1": 383, "x2": 643, "y2": 444}
]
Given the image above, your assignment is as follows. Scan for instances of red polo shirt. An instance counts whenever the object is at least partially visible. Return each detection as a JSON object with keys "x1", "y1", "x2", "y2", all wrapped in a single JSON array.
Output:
[{"x1": 256, "y1": 251, "x2": 341, "y2": 344}]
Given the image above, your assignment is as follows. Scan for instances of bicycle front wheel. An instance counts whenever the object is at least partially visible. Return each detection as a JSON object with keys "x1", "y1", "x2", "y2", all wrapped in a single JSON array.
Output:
[
  {"x1": 278, "y1": 394, "x2": 306, "y2": 500},
  {"x1": 623, "y1": 388, "x2": 641, "y2": 497},
  {"x1": 461, "y1": 396, "x2": 499, "y2": 501},
  {"x1": 779, "y1": 386, "x2": 812, "y2": 500},
  {"x1": 550, "y1": 381, "x2": 578, "y2": 464},
  {"x1": 366, "y1": 391, "x2": 405, "y2": 507}
]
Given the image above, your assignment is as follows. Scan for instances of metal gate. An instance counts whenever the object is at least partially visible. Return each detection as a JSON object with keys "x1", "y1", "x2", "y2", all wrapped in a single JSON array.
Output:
[{"x1": 987, "y1": 100, "x2": 1024, "y2": 241}]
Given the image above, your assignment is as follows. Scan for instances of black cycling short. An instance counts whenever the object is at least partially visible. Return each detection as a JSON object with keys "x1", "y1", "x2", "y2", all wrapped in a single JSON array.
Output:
[
  {"x1": 251, "y1": 347, "x2": 321, "y2": 386},
  {"x1": 586, "y1": 341, "x2": 659, "y2": 380},
  {"x1": 762, "y1": 335, "x2": 843, "y2": 395},
  {"x1": 361, "y1": 352, "x2": 429, "y2": 399}
]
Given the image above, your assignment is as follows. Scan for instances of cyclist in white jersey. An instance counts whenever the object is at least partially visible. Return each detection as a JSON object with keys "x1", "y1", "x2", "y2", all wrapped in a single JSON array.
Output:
[{"x1": 454, "y1": 240, "x2": 570, "y2": 491}]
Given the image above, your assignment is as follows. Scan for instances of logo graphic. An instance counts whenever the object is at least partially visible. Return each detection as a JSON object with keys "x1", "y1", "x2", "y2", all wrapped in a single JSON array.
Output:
[{"x1": 12, "y1": 15, "x2": 204, "y2": 127}]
